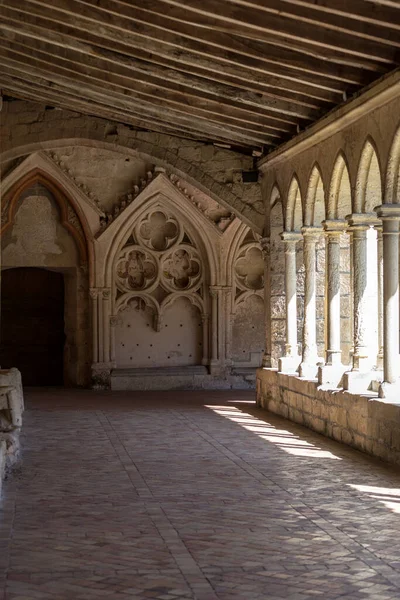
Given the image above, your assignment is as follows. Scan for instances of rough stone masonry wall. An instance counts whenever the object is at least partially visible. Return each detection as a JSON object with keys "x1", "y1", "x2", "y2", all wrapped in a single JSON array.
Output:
[
  {"x1": 0, "y1": 100, "x2": 263, "y2": 226},
  {"x1": 257, "y1": 368, "x2": 400, "y2": 467}
]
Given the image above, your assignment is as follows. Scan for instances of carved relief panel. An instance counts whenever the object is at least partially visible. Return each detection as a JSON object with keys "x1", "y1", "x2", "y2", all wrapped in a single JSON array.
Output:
[
  {"x1": 232, "y1": 229, "x2": 265, "y2": 366},
  {"x1": 113, "y1": 207, "x2": 205, "y2": 368}
]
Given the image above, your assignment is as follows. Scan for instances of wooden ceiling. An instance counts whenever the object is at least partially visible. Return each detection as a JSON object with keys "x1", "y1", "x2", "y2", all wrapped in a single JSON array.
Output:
[{"x1": 1, "y1": 0, "x2": 400, "y2": 156}]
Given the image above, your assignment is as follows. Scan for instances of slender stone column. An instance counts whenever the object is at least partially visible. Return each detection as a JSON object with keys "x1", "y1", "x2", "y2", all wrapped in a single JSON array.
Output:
[
  {"x1": 375, "y1": 205, "x2": 400, "y2": 397},
  {"x1": 260, "y1": 237, "x2": 272, "y2": 368},
  {"x1": 278, "y1": 231, "x2": 301, "y2": 373},
  {"x1": 89, "y1": 288, "x2": 99, "y2": 364},
  {"x1": 299, "y1": 226, "x2": 323, "y2": 379},
  {"x1": 102, "y1": 288, "x2": 111, "y2": 363},
  {"x1": 223, "y1": 288, "x2": 233, "y2": 368},
  {"x1": 109, "y1": 315, "x2": 118, "y2": 365},
  {"x1": 201, "y1": 313, "x2": 209, "y2": 367},
  {"x1": 318, "y1": 221, "x2": 348, "y2": 386},
  {"x1": 343, "y1": 214, "x2": 379, "y2": 392},
  {"x1": 209, "y1": 287, "x2": 219, "y2": 374},
  {"x1": 375, "y1": 225, "x2": 384, "y2": 370}
]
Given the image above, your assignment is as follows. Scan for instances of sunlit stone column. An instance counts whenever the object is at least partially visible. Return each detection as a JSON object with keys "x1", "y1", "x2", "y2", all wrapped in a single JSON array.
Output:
[
  {"x1": 318, "y1": 220, "x2": 347, "y2": 386},
  {"x1": 299, "y1": 226, "x2": 323, "y2": 379},
  {"x1": 343, "y1": 214, "x2": 378, "y2": 392},
  {"x1": 375, "y1": 205, "x2": 400, "y2": 397},
  {"x1": 375, "y1": 225, "x2": 384, "y2": 370},
  {"x1": 278, "y1": 231, "x2": 301, "y2": 373},
  {"x1": 260, "y1": 237, "x2": 272, "y2": 368}
]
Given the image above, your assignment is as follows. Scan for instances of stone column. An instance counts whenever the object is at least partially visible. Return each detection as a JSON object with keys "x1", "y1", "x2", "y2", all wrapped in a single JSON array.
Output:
[
  {"x1": 223, "y1": 287, "x2": 233, "y2": 368},
  {"x1": 109, "y1": 315, "x2": 118, "y2": 365},
  {"x1": 89, "y1": 288, "x2": 99, "y2": 364},
  {"x1": 260, "y1": 237, "x2": 272, "y2": 368},
  {"x1": 375, "y1": 205, "x2": 400, "y2": 397},
  {"x1": 209, "y1": 287, "x2": 220, "y2": 375},
  {"x1": 102, "y1": 288, "x2": 111, "y2": 364},
  {"x1": 318, "y1": 220, "x2": 348, "y2": 385},
  {"x1": 299, "y1": 226, "x2": 323, "y2": 379},
  {"x1": 278, "y1": 231, "x2": 301, "y2": 373},
  {"x1": 343, "y1": 214, "x2": 378, "y2": 392},
  {"x1": 375, "y1": 225, "x2": 384, "y2": 370},
  {"x1": 201, "y1": 313, "x2": 209, "y2": 367}
]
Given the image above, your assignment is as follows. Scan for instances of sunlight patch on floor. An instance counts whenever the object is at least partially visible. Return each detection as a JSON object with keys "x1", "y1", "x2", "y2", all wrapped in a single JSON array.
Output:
[
  {"x1": 206, "y1": 406, "x2": 342, "y2": 460},
  {"x1": 349, "y1": 484, "x2": 400, "y2": 514}
]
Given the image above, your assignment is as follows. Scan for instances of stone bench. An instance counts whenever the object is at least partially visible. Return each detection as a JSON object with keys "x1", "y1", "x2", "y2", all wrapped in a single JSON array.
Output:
[{"x1": 0, "y1": 385, "x2": 23, "y2": 430}]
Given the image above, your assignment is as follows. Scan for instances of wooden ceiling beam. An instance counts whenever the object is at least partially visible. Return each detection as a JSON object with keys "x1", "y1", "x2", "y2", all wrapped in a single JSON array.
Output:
[
  {"x1": 0, "y1": 13, "x2": 335, "y2": 111},
  {"x1": 0, "y1": 63, "x2": 277, "y2": 148},
  {"x1": 13, "y1": 0, "x2": 374, "y2": 89},
  {"x1": 0, "y1": 42, "x2": 300, "y2": 135},
  {"x1": 0, "y1": 26, "x2": 322, "y2": 122},
  {"x1": 1, "y1": 76, "x2": 267, "y2": 150},
  {"x1": 109, "y1": 0, "x2": 399, "y2": 62}
]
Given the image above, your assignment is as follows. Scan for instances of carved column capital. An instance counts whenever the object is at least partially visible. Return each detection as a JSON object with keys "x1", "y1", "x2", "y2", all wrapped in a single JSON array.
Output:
[
  {"x1": 260, "y1": 236, "x2": 270, "y2": 259},
  {"x1": 89, "y1": 288, "x2": 99, "y2": 300},
  {"x1": 301, "y1": 225, "x2": 323, "y2": 240},
  {"x1": 110, "y1": 315, "x2": 118, "y2": 327},
  {"x1": 346, "y1": 212, "x2": 379, "y2": 231},
  {"x1": 323, "y1": 219, "x2": 348, "y2": 235},
  {"x1": 102, "y1": 288, "x2": 111, "y2": 300}
]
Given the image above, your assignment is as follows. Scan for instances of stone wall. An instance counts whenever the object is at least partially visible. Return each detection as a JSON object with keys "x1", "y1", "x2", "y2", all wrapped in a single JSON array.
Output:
[
  {"x1": 1, "y1": 100, "x2": 263, "y2": 229},
  {"x1": 257, "y1": 368, "x2": 400, "y2": 466}
]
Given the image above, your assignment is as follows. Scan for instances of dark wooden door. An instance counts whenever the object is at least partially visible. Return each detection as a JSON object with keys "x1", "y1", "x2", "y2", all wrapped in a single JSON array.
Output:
[{"x1": 0, "y1": 268, "x2": 65, "y2": 386}]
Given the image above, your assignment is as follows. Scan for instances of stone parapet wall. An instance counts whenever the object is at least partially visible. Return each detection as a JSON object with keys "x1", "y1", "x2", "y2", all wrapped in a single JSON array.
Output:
[{"x1": 256, "y1": 368, "x2": 400, "y2": 466}]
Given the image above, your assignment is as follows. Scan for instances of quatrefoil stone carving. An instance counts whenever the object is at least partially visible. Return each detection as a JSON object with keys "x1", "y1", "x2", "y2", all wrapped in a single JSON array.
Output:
[
  {"x1": 116, "y1": 247, "x2": 157, "y2": 292},
  {"x1": 138, "y1": 211, "x2": 179, "y2": 251},
  {"x1": 235, "y1": 246, "x2": 264, "y2": 290}
]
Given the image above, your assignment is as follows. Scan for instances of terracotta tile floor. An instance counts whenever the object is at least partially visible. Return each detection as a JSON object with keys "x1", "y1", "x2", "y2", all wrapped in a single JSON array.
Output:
[{"x1": 2, "y1": 390, "x2": 400, "y2": 600}]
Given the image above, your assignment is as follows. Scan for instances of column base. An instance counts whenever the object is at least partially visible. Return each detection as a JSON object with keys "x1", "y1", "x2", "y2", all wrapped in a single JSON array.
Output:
[
  {"x1": 278, "y1": 355, "x2": 301, "y2": 374},
  {"x1": 262, "y1": 353, "x2": 273, "y2": 368},
  {"x1": 342, "y1": 369, "x2": 383, "y2": 394},
  {"x1": 318, "y1": 363, "x2": 347, "y2": 387},
  {"x1": 91, "y1": 363, "x2": 113, "y2": 390},
  {"x1": 378, "y1": 381, "x2": 400, "y2": 400},
  {"x1": 299, "y1": 359, "x2": 323, "y2": 380},
  {"x1": 209, "y1": 360, "x2": 222, "y2": 376}
]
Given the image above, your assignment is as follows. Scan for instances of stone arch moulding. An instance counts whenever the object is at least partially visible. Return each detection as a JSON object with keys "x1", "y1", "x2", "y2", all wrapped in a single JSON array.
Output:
[
  {"x1": 0, "y1": 136, "x2": 262, "y2": 232},
  {"x1": 304, "y1": 163, "x2": 326, "y2": 227},
  {"x1": 224, "y1": 220, "x2": 254, "y2": 287},
  {"x1": 354, "y1": 137, "x2": 383, "y2": 213},
  {"x1": 328, "y1": 151, "x2": 352, "y2": 220},
  {"x1": 285, "y1": 175, "x2": 303, "y2": 232},
  {"x1": 386, "y1": 124, "x2": 400, "y2": 204},
  {"x1": 1, "y1": 167, "x2": 93, "y2": 280},
  {"x1": 101, "y1": 174, "x2": 219, "y2": 292}
]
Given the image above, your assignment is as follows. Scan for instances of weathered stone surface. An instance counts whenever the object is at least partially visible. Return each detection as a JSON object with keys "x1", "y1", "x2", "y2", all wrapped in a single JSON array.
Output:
[{"x1": 257, "y1": 368, "x2": 400, "y2": 468}]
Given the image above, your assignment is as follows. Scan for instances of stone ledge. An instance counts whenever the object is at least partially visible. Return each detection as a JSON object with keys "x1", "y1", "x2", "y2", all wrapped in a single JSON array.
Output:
[{"x1": 256, "y1": 367, "x2": 400, "y2": 467}]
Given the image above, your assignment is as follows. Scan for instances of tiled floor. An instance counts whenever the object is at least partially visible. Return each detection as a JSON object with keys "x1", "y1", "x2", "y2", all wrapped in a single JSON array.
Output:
[{"x1": 2, "y1": 391, "x2": 400, "y2": 600}]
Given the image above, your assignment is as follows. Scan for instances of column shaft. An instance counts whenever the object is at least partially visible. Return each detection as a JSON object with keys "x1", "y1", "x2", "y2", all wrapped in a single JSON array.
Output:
[
  {"x1": 325, "y1": 226, "x2": 344, "y2": 364},
  {"x1": 382, "y1": 220, "x2": 400, "y2": 383},
  {"x1": 376, "y1": 228, "x2": 384, "y2": 369},
  {"x1": 90, "y1": 289, "x2": 99, "y2": 364},
  {"x1": 260, "y1": 237, "x2": 272, "y2": 367},
  {"x1": 281, "y1": 233, "x2": 301, "y2": 357},
  {"x1": 300, "y1": 228, "x2": 321, "y2": 372},
  {"x1": 350, "y1": 227, "x2": 369, "y2": 370}
]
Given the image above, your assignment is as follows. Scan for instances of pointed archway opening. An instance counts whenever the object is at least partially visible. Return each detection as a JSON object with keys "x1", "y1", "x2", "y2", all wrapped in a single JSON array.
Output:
[{"x1": 0, "y1": 268, "x2": 65, "y2": 386}]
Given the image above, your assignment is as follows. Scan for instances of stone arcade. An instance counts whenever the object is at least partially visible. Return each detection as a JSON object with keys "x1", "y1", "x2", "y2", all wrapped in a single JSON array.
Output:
[{"x1": 2, "y1": 0, "x2": 400, "y2": 481}]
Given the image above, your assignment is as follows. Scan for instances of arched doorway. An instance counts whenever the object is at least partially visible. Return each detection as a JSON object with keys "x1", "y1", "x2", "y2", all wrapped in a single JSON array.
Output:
[{"x1": 0, "y1": 268, "x2": 65, "y2": 386}]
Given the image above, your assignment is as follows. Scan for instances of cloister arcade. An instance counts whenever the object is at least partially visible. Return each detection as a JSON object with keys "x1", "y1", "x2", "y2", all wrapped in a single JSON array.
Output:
[{"x1": 257, "y1": 91, "x2": 400, "y2": 462}]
